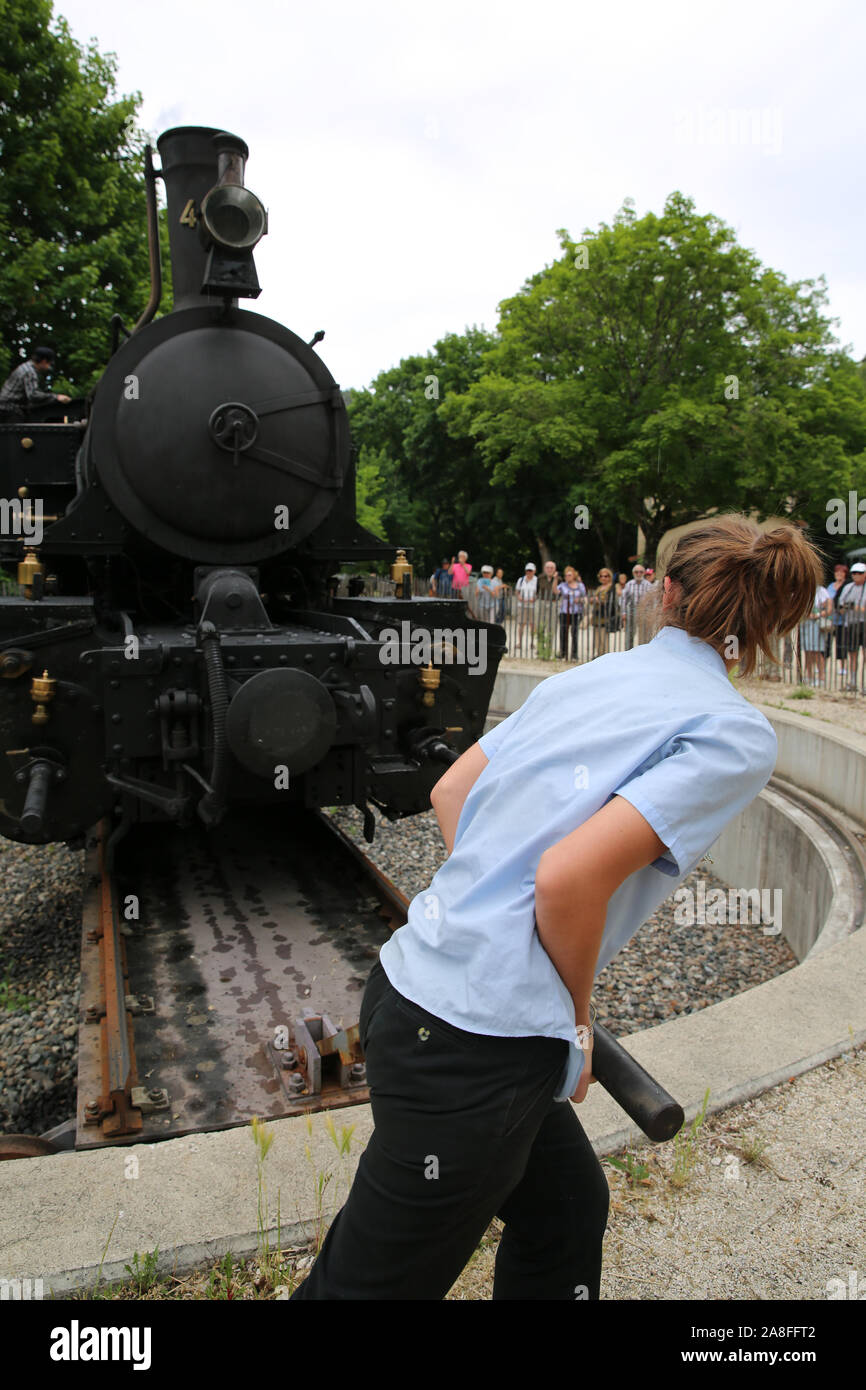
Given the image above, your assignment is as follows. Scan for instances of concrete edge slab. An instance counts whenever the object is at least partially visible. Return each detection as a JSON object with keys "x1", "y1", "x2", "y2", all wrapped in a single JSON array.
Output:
[
  {"x1": 753, "y1": 701, "x2": 866, "y2": 756},
  {"x1": 41, "y1": 1222, "x2": 317, "y2": 1299},
  {"x1": 759, "y1": 786, "x2": 857, "y2": 955}
]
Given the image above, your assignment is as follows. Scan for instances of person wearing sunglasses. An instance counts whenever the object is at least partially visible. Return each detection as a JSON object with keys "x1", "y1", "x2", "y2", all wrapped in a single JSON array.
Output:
[{"x1": 590, "y1": 568, "x2": 618, "y2": 658}]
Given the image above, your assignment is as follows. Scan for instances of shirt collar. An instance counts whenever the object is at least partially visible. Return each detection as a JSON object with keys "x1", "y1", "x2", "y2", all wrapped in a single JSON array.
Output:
[{"x1": 649, "y1": 624, "x2": 728, "y2": 677}]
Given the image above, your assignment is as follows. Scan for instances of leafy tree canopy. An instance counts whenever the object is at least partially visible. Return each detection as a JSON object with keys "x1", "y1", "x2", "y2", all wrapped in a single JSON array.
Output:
[
  {"x1": 352, "y1": 192, "x2": 866, "y2": 574},
  {"x1": 442, "y1": 192, "x2": 866, "y2": 565},
  {"x1": 348, "y1": 327, "x2": 533, "y2": 576},
  {"x1": 0, "y1": 0, "x2": 162, "y2": 391}
]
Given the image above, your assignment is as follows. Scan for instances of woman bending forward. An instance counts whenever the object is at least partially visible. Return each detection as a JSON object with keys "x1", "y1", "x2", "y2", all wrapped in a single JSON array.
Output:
[{"x1": 292, "y1": 514, "x2": 822, "y2": 1301}]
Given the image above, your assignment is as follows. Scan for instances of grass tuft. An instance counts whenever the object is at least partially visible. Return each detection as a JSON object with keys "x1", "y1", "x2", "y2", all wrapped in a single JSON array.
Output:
[{"x1": 670, "y1": 1087, "x2": 710, "y2": 1189}]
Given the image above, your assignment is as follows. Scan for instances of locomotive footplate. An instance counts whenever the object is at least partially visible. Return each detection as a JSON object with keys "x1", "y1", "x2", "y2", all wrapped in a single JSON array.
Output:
[{"x1": 74, "y1": 808, "x2": 403, "y2": 1148}]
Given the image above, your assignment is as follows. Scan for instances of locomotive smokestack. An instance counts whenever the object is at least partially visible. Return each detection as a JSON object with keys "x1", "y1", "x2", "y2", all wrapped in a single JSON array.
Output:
[
  {"x1": 156, "y1": 126, "x2": 267, "y2": 311},
  {"x1": 157, "y1": 126, "x2": 224, "y2": 312}
]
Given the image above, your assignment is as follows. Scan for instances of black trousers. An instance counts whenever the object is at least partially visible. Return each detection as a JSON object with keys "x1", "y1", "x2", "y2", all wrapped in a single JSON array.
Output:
[
  {"x1": 559, "y1": 612, "x2": 580, "y2": 659},
  {"x1": 291, "y1": 959, "x2": 610, "y2": 1300}
]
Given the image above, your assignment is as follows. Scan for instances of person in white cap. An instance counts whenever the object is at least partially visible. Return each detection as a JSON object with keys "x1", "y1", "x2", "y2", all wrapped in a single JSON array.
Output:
[
  {"x1": 837, "y1": 562, "x2": 866, "y2": 691},
  {"x1": 515, "y1": 562, "x2": 538, "y2": 655},
  {"x1": 473, "y1": 565, "x2": 497, "y2": 619}
]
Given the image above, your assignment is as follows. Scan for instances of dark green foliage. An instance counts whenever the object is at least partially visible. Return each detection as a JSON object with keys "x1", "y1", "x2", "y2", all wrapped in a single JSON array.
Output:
[
  {"x1": 348, "y1": 327, "x2": 528, "y2": 575},
  {"x1": 351, "y1": 193, "x2": 866, "y2": 573},
  {"x1": 0, "y1": 0, "x2": 168, "y2": 392}
]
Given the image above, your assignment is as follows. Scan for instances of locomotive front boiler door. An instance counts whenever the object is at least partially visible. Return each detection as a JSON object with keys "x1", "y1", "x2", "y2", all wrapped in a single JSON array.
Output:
[{"x1": 88, "y1": 307, "x2": 349, "y2": 563}]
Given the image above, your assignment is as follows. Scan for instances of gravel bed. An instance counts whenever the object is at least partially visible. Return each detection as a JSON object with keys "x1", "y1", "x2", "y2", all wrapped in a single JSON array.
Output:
[
  {"x1": 0, "y1": 840, "x2": 84, "y2": 1136},
  {"x1": 326, "y1": 804, "x2": 798, "y2": 1033}
]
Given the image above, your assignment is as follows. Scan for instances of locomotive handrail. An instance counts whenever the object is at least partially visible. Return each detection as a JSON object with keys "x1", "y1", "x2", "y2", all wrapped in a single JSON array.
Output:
[
  {"x1": 0, "y1": 619, "x2": 94, "y2": 652},
  {"x1": 132, "y1": 145, "x2": 163, "y2": 333}
]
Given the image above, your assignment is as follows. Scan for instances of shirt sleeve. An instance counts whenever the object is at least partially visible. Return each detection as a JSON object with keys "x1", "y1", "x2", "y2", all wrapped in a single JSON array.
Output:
[
  {"x1": 612, "y1": 710, "x2": 778, "y2": 878},
  {"x1": 23, "y1": 363, "x2": 55, "y2": 405}
]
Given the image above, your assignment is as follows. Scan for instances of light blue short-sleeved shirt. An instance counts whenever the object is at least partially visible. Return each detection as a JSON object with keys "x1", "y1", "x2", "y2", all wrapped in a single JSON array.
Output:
[{"x1": 378, "y1": 626, "x2": 778, "y2": 1101}]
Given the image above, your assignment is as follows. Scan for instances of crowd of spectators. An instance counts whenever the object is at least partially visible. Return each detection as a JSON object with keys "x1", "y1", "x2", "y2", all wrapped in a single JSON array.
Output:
[
  {"x1": 429, "y1": 554, "x2": 659, "y2": 659},
  {"x1": 799, "y1": 560, "x2": 866, "y2": 691},
  {"x1": 427, "y1": 552, "x2": 866, "y2": 688}
]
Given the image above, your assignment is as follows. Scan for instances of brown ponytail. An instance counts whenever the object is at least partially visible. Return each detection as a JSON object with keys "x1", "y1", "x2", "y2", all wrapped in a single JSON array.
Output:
[{"x1": 654, "y1": 514, "x2": 824, "y2": 678}]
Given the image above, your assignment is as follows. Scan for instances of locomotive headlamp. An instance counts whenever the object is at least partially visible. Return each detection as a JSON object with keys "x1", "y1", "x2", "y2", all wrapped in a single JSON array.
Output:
[
  {"x1": 200, "y1": 184, "x2": 267, "y2": 251},
  {"x1": 198, "y1": 130, "x2": 268, "y2": 298}
]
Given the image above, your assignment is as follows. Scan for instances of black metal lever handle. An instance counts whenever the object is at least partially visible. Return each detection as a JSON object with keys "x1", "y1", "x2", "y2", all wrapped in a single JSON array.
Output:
[{"x1": 591, "y1": 1021, "x2": 685, "y2": 1142}]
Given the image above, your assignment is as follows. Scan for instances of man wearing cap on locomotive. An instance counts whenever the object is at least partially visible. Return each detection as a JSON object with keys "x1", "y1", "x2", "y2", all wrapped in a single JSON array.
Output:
[
  {"x1": 0, "y1": 348, "x2": 70, "y2": 422},
  {"x1": 837, "y1": 562, "x2": 866, "y2": 691}
]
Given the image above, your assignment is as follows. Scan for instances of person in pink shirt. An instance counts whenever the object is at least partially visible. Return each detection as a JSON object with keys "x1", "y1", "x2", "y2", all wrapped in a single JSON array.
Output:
[{"x1": 450, "y1": 551, "x2": 472, "y2": 595}]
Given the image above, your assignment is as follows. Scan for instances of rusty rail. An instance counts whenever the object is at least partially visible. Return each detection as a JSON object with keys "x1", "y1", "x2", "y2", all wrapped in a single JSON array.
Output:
[
  {"x1": 72, "y1": 810, "x2": 414, "y2": 1149},
  {"x1": 316, "y1": 810, "x2": 410, "y2": 929},
  {"x1": 76, "y1": 823, "x2": 143, "y2": 1142}
]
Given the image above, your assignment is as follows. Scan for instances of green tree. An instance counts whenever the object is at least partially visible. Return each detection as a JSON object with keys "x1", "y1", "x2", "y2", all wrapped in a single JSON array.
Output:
[
  {"x1": 348, "y1": 327, "x2": 525, "y2": 575},
  {"x1": 442, "y1": 193, "x2": 866, "y2": 566},
  {"x1": 354, "y1": 443, "x2": 389, "y2": 535},
  {"x1": 0, "y1": 0, "x2": 159, "y2": 392},
  {"x1": 736, "y1": 345, "x2": 866, "y2": 544}
]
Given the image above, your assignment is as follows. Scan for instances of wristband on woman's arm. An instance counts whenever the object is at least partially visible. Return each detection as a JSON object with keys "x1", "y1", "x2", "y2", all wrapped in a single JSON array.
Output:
[{"x1": 575, "y1": 1002, "x2": 597, "y2": 1050}]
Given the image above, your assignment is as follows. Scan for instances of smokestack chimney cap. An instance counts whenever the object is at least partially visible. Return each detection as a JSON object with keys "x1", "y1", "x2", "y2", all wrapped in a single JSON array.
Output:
[{"x1": 212, "y1": 131, "x2": 249, "y2": 160}]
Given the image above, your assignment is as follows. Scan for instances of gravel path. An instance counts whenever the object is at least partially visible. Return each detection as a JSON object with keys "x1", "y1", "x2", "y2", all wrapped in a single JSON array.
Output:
[
  {"x1": 0, "y1": 841, "x2": 84, "y2": 1136},
  {"x1": 736, "y1": 676, "x2": 866, "y2": 738}
]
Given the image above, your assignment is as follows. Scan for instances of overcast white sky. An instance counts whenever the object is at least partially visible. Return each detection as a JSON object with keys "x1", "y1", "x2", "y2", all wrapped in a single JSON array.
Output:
[{"x1": 57, "y1": 0, "x2": 866, "y2": 392}]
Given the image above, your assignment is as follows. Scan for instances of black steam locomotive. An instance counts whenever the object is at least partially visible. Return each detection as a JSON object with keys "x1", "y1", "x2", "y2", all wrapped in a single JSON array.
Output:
[{"x1": 0, "y1": 126, "x2": 504, "y2": 848}]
